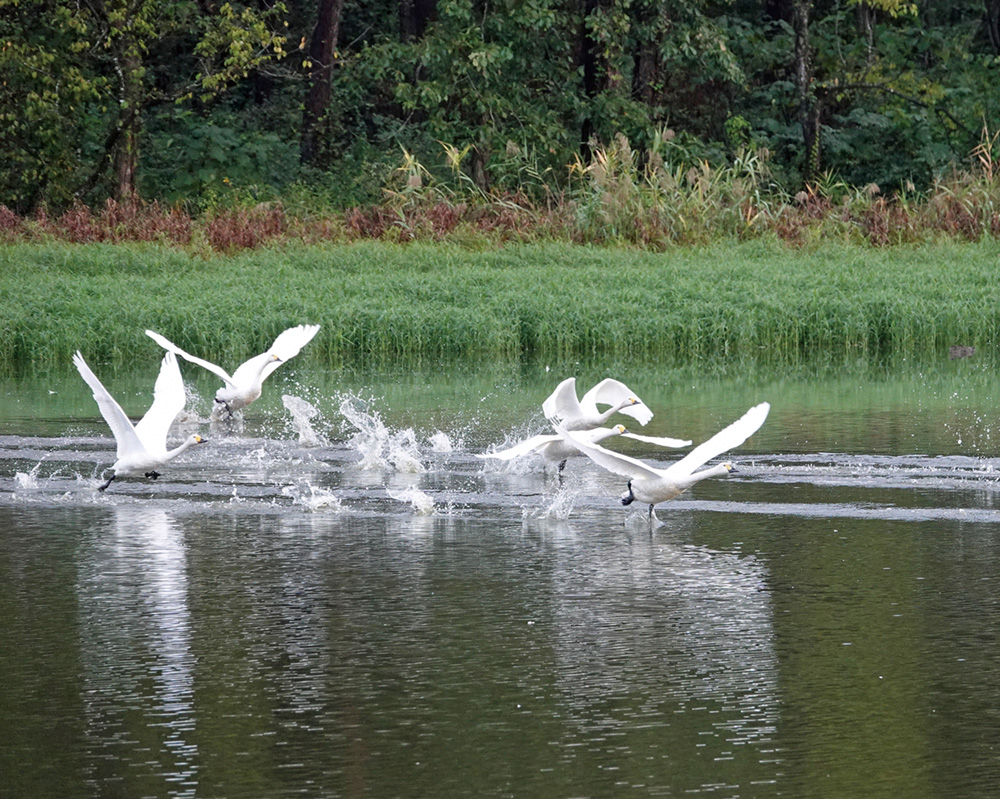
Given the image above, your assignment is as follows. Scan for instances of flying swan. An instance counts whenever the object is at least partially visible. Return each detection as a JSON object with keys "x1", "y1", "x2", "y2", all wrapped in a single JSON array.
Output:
[
  {"x1": 146, "y1": 325, "x2": 321, "y2": 420},
  {"x1": 556, "y1": 402, "x2": 770, "y2": 521},
  {"x1": 73, "y1": 350, "x2": 207, "y2": 491},
  {"x1": 542, "y1": 377, "x2": 654, "y2": 430},
  {"x1": 478, "y1": 424, "x2": 692, "y2": 472}
]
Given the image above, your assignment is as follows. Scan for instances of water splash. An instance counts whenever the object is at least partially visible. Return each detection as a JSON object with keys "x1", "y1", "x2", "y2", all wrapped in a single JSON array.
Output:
[
  {"x1": 339, "y1": 396, "x2": 424, "y2": 473},
  {"x1": 522, "y1": 482, "x2": 581, "y2": 521},
  {"x1": 282, "y1": 394, "x2": 327, "y2": 447},
  {"x1": 281, "y1": 482, "x2": 342, "y2": 512},
  {"x1": 14, "y1": 462, "x2": 41, "y2": 490},
  {"x1": 387, "y1": 485, "x2": 435, "y2": 515},
  {"x1": 427, "y1": 431, "x2": 453, "y2": 453}
]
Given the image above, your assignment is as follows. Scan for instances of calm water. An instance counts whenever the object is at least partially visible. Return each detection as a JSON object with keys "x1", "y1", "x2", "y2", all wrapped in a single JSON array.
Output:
[{"x1": 2, "y1": 358, "x2": 999, "y2": 798}]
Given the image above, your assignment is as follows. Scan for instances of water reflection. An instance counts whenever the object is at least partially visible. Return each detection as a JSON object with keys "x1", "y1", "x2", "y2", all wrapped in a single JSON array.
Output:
[
  {"x1": 541, "y1": 518, "x2": 780, "y2": 791},
  {"x1": 76, "y1": 506, "x2": 198, "y2": 796}
]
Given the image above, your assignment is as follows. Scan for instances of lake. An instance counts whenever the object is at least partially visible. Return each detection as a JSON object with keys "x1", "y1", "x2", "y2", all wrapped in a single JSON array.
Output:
[{"x1": 1, "y1": 355, "x2": 999, "y2": 798}]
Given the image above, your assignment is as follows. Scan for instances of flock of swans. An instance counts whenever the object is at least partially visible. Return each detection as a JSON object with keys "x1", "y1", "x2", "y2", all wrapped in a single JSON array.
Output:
[{"x1": 73, "y1": 326, "x2": 770, "y2": 521}]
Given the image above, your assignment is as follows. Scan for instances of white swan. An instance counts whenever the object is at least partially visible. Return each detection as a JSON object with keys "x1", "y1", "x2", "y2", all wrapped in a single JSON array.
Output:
[
  {"x1": 542, "y1": 377, "x2": 653, "y2": 430},
  {"x1": 478, "y1": 424, "x2": 691, "y2": 472},
  {"x1": 145, "y1": 325, "x2": 320, "y2": 420},
  {"x1": 556, "y1": 402, "x2": 770, "y2": 521},
  {"x1": 73, "y1": 350, "x2": 207, "y2": 491}
]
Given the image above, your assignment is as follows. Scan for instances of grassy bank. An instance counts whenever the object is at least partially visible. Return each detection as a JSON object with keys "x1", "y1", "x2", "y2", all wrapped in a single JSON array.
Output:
[{"x1": 2, "y1": 239, "x2": 999, "y2": 375}]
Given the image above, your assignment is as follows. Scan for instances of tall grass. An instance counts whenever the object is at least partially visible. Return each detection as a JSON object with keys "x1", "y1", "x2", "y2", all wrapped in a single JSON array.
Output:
[
  {"x1": 4, "y1": 128, "x2": 1000, "y2": 251},
  {"x1": 2, "y1": 239, "x2": 999, "y2": 375}
]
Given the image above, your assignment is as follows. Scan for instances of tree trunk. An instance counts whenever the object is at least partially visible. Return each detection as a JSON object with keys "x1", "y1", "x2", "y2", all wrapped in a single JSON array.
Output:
[
  {"x1": 579, "y1": 0, "x2": 600, "y2": 158},
  {"x1": 112, "y1": 47, "x2": 142, "y2": 201},
  {"x1": 986, "y1": 0, "x2": 1000, "y2": 55},
  {"x1": 856, "y1": 2, "x2": 876, "y2": 66},
  {"x1": 792, "y1": 0, "x2": 819, "y2": 181},
  {"x1": 400, "y1": 0, "x2": 436, "y2": 42},
  {"x1": 300, "y1": 0, "x2": 347, "y2": 167}
]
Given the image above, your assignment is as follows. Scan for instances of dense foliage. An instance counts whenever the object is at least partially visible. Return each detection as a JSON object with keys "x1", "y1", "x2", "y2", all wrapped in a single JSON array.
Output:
[{"x1": 1, "y1": 0, "x2": 999, "y2": 214}]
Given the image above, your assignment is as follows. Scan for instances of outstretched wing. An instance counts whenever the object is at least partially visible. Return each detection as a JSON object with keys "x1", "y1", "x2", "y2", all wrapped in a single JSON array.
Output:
[
  {"x1": 541, "y1": 378, "x2": 583, "y2": 423},
  {"x1": 73, "y1": 351, "x2": 143, "y2": 460},
  {"x1": 146, "y1": 329, "x2": 235, "y2": 388},
  {"x1": 133, "y1": 351, "x2": 186, "y2": 456},
  {"x1": 664, "y1": 402, "x2": 770, "y2": 478},
  {"x1": 234, "y1": 324, "x2": 321, "y2": 385},
  {"x1": 621, "y1": 432, "x2": 692, "y2": 448},
  {"x1": 476, "y1": 433, "x2": 558, "y2": 461},
  {"x1": 580, "y1": 378, "x2": 654, "y2": 426},
  {"x1": 554, "y1": 424, "x2": 664, "y2": 481}
]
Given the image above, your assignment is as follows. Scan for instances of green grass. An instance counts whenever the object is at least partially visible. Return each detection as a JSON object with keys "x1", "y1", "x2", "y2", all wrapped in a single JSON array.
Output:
[{"x1": 2, "y1": 238, "x2": 1000, "y2": 375}]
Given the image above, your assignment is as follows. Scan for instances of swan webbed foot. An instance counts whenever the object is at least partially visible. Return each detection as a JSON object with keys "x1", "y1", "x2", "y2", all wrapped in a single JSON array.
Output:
[
  {"x1": 145, "y1": 471, "x2": 161, "y2": 480},
  {"x1": 620, "y1": 481, "x2": 635, "y2": 506},
  {"x1": 97, "y1": 474, "x2": 115, "y2": 492},
  {"x1": 214, "y1": 397, "x2": 234, "y2": 420}
]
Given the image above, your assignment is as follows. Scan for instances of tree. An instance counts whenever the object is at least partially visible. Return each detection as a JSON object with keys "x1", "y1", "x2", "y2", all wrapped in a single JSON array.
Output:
[
  {"x1": 0, "y1": 0, "x2": 289, "y2": 210},
  {"x1": 301, "y1": 0, "x2": 347, "y2": 166}
]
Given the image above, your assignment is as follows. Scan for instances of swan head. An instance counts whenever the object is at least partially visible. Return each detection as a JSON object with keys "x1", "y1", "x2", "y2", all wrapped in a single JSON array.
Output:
[
  {"x1": 613, "y1": 424, "x2": 627, "y2": 434},
  {"x1": 190, "y1": 434, "x2": 208, "y2": 445}
]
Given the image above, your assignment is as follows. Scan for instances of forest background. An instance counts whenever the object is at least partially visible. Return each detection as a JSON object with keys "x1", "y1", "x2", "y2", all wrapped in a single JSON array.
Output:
[{"x1": 2, "y1": 0, "x2": 1000, "y2": 250}]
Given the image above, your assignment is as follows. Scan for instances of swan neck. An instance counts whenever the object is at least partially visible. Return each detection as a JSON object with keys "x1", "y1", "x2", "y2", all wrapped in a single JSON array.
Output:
[
  {"x1": 165, "y1": 438, "x2": 198, "y2": 461},
  {"x1": 682, "y1": 464, "x2": 729, "y2": 488}
]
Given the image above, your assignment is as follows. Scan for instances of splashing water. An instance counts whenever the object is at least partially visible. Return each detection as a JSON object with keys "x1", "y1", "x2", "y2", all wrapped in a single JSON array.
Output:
[
  {"x1": 522, "y1": 482, "x2": 581, "y2": 521},
  {"x1": 339, "y1": 396, "x2": 424, "y2": 473},
  {"x1": 427, "y1": 431, "x2": 453, "y2": 453},
  {"x1": 282, "y1": 394, "x2": 327, "y2": 447},
  {"x1": 14, "y1": 462, "x2": 42, "y2": 490},
  {"x1": 387, "y1": 485, "x2": 435, "y2": 515},
  {"x1": 281, "y1": 482, "x2": 342, "y2": 512}
]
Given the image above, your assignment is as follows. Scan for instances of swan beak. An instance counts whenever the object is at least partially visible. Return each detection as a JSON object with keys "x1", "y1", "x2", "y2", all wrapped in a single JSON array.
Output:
[
  {"x1": 726, "y1": 464, "x2": 738, "y2": 473},
  {"x1": 195, "y1": 435, "x2": 208, "y2": 444}
]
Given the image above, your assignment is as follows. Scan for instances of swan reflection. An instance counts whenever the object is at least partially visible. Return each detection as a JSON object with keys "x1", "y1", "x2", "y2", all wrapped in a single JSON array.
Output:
[{"x1": 77, "y1": 506, "x2": 198, "y2": 795}]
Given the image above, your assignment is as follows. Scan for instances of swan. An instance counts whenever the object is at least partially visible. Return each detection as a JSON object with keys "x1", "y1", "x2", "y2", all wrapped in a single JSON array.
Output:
[
  {"x1": 73, "y1": 350, "x2": 207, "y2": 491},
  {"x1": 478, "y1": 424, "x2": 691, "y2": 472},
  {"x1": 145, "y1": 325, "x2": 320, "y2": 420},
  {"x1": 542, "y1": 377, "x2": 653, "y2": 430},
  {"x1": 556, "y1": 402, "x2": 770, "y2": 522}
]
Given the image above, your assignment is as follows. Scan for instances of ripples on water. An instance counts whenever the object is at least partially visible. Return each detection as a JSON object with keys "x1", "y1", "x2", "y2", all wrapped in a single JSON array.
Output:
[{"x1": 2, "y1": 387, "x2": 1000, "y2": 798}]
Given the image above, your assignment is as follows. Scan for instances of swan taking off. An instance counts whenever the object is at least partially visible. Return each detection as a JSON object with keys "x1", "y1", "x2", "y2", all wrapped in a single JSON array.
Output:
[
  {"x1": 556, "y1": 402, "x2": 770, "y2": 521},
  {"x1": 146, "y1": 325, "x2": 320, "y2": 420},
  {"x1": 73, "y1": 350, "x2": 207, "y2": 491},
  {"x1": 542, "y1": 377, "x2": 653, "y2": 430},
  {"x1": 478, "y1": 424, "x2": 691, "y2": 472}
]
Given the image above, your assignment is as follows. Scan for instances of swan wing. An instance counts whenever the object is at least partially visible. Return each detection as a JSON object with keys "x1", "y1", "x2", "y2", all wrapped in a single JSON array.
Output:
[
  {"x1": 145, "y1": 329, "x2": 235, "y2": 388},
  {"x1": 621, "y1": 432, "x2": 692, "y2": 448},
  {"x1": 476, "y1": 433, "x2": 558, "y2": 460},
  {"x1": 581, "y1": 378, "x2": 653, "y2": 426},
  {"x1": 541, "y1": 377, "x2": 584, "y2": 423},
  {"x1": 254, "y1": 324, "x2": 321, "y2": 383},
  {"x1": 664, "y1": 402, "x2": 770, "y2": 478},
  {"x1": 73, "y1": 351, "x2": 144, "y2": 460},
  {"x1": 554, "y1": 424, "x2": 664, "y2": 480},
  {"x1": 133, "y1": 351, "x2": 186, "y2": 455}
]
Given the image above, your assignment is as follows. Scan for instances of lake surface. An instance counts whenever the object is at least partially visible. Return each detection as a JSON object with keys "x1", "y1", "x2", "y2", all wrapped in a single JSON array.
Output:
[{"x1": 2, "y1": 356, "x2": 999, "y2": 798}]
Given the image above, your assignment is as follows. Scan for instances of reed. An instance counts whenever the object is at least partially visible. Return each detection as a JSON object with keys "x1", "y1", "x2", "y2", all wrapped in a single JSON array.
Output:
[{"x1": 2, "y1": 239, "x2": 999, "y2": 375}]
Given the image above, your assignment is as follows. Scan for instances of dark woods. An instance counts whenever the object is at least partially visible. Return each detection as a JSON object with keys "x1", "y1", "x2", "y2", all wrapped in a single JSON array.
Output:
[{"x1": 2, "y1": 0, "x2": 999, "y2": 226}]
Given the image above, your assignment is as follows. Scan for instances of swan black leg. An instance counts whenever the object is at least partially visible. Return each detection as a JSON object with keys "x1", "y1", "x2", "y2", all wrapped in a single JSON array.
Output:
[
  {"x1": 97, "y1": 474, "x2": 115, "y2": 492},
  {"x1": 214, "y1": 397, "x2": 234, "y2": 419}
]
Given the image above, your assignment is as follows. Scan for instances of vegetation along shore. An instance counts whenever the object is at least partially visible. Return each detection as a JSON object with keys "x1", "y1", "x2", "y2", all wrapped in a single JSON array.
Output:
[{"x1": 2, "y1": 238, "x2": 999, "y2": 377}]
